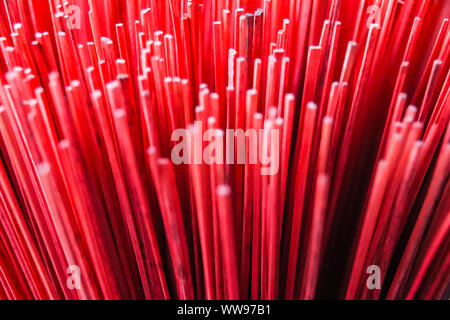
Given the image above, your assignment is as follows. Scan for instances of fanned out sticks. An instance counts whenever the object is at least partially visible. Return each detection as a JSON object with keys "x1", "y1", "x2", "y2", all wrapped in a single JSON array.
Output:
[{"x1": 0, "y1": 0, "x2": 449, "y2": 300}]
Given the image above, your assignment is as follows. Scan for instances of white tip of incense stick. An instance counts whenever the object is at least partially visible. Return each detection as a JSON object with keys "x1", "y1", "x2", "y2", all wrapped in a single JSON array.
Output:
[
  {"x1": 37, "y1": 162, "x2": 51, "y2": 175},
  {"x1": 147, "y1": 146, "x2": 157, "y2": 155},
  {"x1": 217, "y1": 184, "x2": 232, "y2": 196},
  {"x1": 307, "y1": 102, "x2": 318, "y2": 110},
  {"x1": 114, "y1": 108, "x2": 126, "y2": 118},
  {"x1": 58, "y1": 140, "x2": 70, "y2": 149},
  {"x1": 323, "y1": 116, "x2": 333, "y2": 125},
  {"x1": 254, "y1": 112, "x2": 263, "y2": 120}
]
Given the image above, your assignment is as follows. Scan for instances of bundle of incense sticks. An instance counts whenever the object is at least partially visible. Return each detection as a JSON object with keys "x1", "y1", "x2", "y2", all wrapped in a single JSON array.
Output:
[{"x1": 0, "y1": 0, "x2": 449, "y2": 300}]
